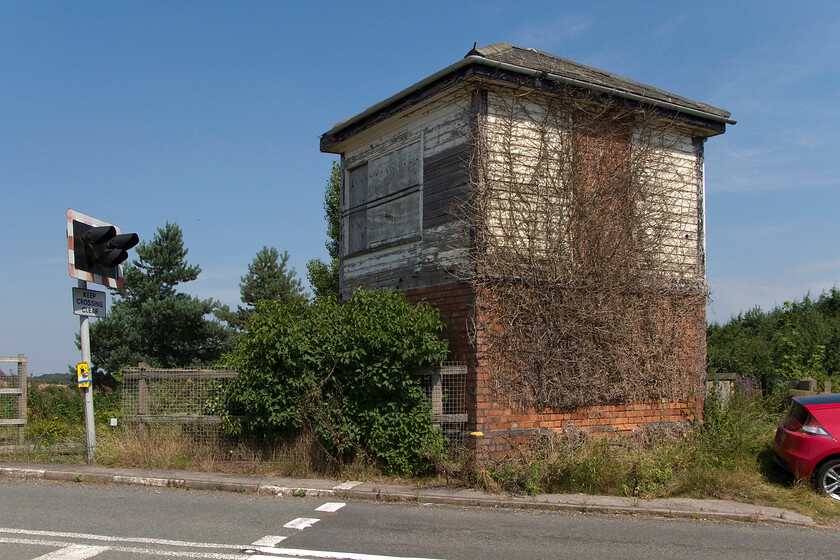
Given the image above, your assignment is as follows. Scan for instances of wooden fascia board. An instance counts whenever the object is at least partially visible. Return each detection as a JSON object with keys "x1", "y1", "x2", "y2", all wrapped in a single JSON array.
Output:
[{"x1": 464, "y1": 65, "x2": 728, "y2": 137}]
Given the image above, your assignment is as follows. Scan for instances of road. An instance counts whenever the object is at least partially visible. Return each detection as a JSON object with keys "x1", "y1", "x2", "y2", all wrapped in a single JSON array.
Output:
[{"x1": 1, "y1": 477, "x2": 839, "y2": 559}]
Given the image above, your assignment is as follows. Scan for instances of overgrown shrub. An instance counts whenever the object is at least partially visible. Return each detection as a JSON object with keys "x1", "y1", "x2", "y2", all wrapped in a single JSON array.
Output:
[
  {"x1": 463, "y1": 87, "x2": 706, "y2": 411},
  {"x1": 222, "y1": 288, "x2": 449, "y2": 475}
]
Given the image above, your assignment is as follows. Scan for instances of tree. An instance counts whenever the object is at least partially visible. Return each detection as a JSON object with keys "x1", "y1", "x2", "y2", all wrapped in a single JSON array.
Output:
[
  {"x1": 233, "y1": 246, "x2": 305, "y2": 326},
  {"x1": 707, "y1": 290, "x2": 840, "y2": 391},
  {"x1": 89, "y1": 222, "x2": 235, "y2": 377},
  {"x1": 306, "y1": 161, "x2": 340, "y2": 299}
]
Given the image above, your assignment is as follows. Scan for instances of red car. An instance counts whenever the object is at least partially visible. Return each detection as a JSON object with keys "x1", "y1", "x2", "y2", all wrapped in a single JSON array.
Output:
[{"x1": 773, "y1": 393, "x2": 840, "y2": 499}]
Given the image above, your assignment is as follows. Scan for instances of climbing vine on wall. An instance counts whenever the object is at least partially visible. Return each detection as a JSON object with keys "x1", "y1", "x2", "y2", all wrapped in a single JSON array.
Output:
[{"x1": 462, "y1": 85, "x2": 707, "y2": 410}]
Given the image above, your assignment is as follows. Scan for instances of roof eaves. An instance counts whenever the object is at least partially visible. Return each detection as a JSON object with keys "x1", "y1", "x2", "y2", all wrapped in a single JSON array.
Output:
[
  {"x1": 321, "y1": 56, "x2": 477, "y2": 146},
  {"x1": 321, "y1": 49, "x2": 735, "y2": 152},
  {"x1": 471, "y1": 54, "x2": 736, "y2": 125}
]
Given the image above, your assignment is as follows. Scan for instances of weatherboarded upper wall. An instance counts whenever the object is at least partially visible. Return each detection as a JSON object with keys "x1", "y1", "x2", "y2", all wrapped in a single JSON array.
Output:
[
  {"x1": 336, "y1": 81, "x2": 708, "y2": 299},
  {"x1": 477, "y1": 87, "x2": 707, "y2": 281},
  {"x1": 338, "y1": 85, "x2": 477, "y2": 299}
]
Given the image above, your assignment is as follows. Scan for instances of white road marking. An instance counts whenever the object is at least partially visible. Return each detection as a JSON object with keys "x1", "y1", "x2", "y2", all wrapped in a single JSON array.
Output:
[
  {"x1": 0, "y1": 535, "x2": 449, "y2": 560},
  {"x1": 0, "y1": 527, "x2": 244, "y2": 550},
  {"x1": 0, "y1": 467, "x2": 46, "y2": 478},
  {"x1": 250, "y1": 535, "x2": 287, "y2": 547},
  {"x1": 332, "y1": 481, "x2": 361, "y2": 490},
  {"x1": 283, "y1": 518, "x2": 320, "y2": 530},
  {"x1": 253, "y1": 546, "x2": 446, "y2": 560},
  {"x1": 0, "y1": 537, "x2": 244, "y2": 559},
  {"x1": 315, "y1": 502, "x2": 346, "y2": 513},
  {"x1": 32, "y1": 545, "x2": 110, "y2": 560}
]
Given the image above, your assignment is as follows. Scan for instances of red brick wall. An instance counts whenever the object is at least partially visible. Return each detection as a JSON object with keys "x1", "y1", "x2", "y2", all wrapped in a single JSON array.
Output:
[{"x1": 404, "y1": 282, "x2": 706, "y2": 461}]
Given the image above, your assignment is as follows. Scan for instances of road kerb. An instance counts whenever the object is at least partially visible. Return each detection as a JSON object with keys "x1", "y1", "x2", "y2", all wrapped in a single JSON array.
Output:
[{"x1": 0, "y1": 464, "x2": 817, "y2": 527}]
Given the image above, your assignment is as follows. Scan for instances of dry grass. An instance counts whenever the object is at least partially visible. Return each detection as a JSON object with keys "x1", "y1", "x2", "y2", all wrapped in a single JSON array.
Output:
[
  {"x1": 474, "y1": 391, "x2": 840, "y2": 523},
  {"x1": 92, "y1": 425, "x2": 399, "y2": 481}
]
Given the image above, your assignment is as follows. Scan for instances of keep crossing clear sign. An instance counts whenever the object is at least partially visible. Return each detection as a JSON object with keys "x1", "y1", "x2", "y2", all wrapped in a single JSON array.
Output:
[{"x1": 72, "y1": 287, "x2": 107, "y2": 318}]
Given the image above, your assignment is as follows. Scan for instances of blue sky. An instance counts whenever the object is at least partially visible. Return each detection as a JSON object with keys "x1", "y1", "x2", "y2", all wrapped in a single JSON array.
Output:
[{"x1": 2, "y1": 1, "x2": 838, "y2": 375}]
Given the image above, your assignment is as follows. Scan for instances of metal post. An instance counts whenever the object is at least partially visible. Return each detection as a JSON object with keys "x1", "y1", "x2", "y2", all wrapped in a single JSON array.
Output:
[{"x1": 78, "y1": 279, "x2": 96, "y2": 463}]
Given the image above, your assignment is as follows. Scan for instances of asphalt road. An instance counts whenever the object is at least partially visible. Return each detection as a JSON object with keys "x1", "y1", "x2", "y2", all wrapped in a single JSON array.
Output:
[{"x1": 1, "y1": 477, "x2": 839, "y2": 560}]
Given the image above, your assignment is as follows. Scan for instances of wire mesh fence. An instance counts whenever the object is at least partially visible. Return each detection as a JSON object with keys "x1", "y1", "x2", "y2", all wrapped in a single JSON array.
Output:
[
  {"x1": 122, "y1": 363, "x2": 469, "y2": 462},
  {"x1": 4, "y1": 361, "x2": 467, "y2": 468},
  {"x1": 418, "y1": 362, "x2": 468, "y2": 453},
  {"x1": 121, "y1": 365, "x2": 250, "y2": 454},
  {"x1": 0, "y1": 355, "x2": 27, "y2": 449}
]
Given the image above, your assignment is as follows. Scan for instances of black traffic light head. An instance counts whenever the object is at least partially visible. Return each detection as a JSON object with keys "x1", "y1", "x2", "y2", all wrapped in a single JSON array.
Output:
[
  {"x1": 94, "y1": 231, "x2": 140, "y2": 268},
  {"x1": 67, "y1": 209, "x2": 139, "y2": 289}
]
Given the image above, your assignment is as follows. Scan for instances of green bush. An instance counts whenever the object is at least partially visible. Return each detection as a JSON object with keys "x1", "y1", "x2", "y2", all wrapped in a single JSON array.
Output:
[
  {"x1": 222, "y1": 288, "x2": 449, "y2": 475},
  {"x1": 26, "y1": 383, "x2": 84, "y2": 442},
  {"x1": 707, "y1": 290, "x2": 840, "y2": 389},
  {"x1": 25, "y1": 383, "x2": 122, "y2": 444}
]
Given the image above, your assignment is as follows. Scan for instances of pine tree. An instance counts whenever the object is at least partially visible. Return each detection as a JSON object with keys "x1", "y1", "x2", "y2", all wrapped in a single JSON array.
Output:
[{"x1": 238, "y1": 246, "x2": 305, "y2": 320}]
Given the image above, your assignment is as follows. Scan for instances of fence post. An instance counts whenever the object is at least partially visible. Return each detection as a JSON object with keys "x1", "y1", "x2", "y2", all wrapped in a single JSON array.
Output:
[
  {"x1": 430, "y1": 370, "x2": 443, "y2": 429},
  {"x1": 16, "y1": 354, "x2": 26, "y2": 445},
  {"x1": 138, "y1": 378, "x2": 149, "y2": 416},
  {"x1": 137, "y1": 366, "x2": 151, "y2": 441},
  {"x1": 705, "y1": 372, "x2": 737, "y2": 409}
]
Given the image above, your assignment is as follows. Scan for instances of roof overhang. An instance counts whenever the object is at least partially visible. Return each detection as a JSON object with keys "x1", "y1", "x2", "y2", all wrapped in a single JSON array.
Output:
[{"x1": 321, "y1": 53, "x2": 736, "y2": 154}]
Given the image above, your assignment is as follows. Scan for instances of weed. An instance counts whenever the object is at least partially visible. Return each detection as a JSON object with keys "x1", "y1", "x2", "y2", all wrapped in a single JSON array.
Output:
[{"x1": 476, "y1": 389, "x2": 840, "y2": 521}]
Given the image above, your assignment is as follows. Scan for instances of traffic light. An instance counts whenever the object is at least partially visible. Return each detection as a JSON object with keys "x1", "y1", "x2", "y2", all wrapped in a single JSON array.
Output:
[{"x1": 67, "y1": 209, "x2": 139, "y2": 289}]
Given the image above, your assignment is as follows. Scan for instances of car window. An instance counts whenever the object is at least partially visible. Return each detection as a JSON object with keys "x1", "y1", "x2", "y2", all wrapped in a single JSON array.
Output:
[{"x1": 785, "y1": 401, "x2": 809, "y2": 428}]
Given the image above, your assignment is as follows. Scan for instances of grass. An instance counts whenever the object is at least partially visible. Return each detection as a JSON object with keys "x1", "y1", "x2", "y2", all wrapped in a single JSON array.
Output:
[
  {"x1": 95, "y1": 425, "x2": 326, "y2": 474},
  {"x1": 5, "y1": 381, "x2": 840, "y2": 524},
  {"x1": 2, "y1": 381, "x2": 398, "y2": 482},
  {"x1": 92, "y1": 425, "x2": 411, "y2": 485},
  {"x1": 474, "y1": 390, "x2": 840, "y2": 525}
]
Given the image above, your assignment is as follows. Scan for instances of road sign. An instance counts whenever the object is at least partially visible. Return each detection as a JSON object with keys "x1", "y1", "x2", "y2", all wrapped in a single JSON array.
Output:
[
  {"x1": 77, "y1": 362, "x2": 91, "y2": 388},
  {"x1": 72, "y1": 287, "x2": 107, "y2": 318}
]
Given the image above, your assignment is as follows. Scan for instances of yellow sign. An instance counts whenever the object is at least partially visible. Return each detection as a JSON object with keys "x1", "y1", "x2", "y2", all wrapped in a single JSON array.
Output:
[{"x1": 76, "y1": 362, "x2": 91, "y2": 388}]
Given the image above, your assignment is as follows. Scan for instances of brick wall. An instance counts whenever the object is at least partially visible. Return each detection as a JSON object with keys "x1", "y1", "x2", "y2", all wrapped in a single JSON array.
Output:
[{"x1": 404, "y1": 282, "x2": 706, "y2": 461}]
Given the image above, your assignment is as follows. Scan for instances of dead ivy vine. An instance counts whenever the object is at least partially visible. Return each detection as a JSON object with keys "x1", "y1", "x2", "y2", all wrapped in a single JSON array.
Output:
[{"x1": 461, "y1": 85, "x2": 707, "y2": 410}]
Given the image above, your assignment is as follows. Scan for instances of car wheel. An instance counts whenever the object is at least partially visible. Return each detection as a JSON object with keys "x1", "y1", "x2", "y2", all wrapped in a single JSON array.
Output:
[{"x1": 815, "y1": 459, "x2": 840, "y2": 500}]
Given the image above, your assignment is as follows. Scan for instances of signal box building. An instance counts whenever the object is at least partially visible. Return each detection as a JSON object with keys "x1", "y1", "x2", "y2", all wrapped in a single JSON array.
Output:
[{"x1": 320, "y1": 44, "x2": 733, "y2": 458}]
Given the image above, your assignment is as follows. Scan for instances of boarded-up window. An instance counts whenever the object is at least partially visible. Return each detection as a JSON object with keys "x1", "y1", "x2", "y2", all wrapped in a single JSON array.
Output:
[
  {"x1": 569, "y1": 126, "x2": 631, "y2": 272},
  {"x1": 344, "y1": 141, "x2": 422, "y2": 255},
  {"x1": 348, "y1": 164, "x2": 368, "y2": 254}
]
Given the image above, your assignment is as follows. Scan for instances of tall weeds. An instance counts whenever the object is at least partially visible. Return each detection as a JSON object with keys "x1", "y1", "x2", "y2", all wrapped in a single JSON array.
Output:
[{"x1": 477, "y1": 389, "x2": 840, "y2": 520}]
